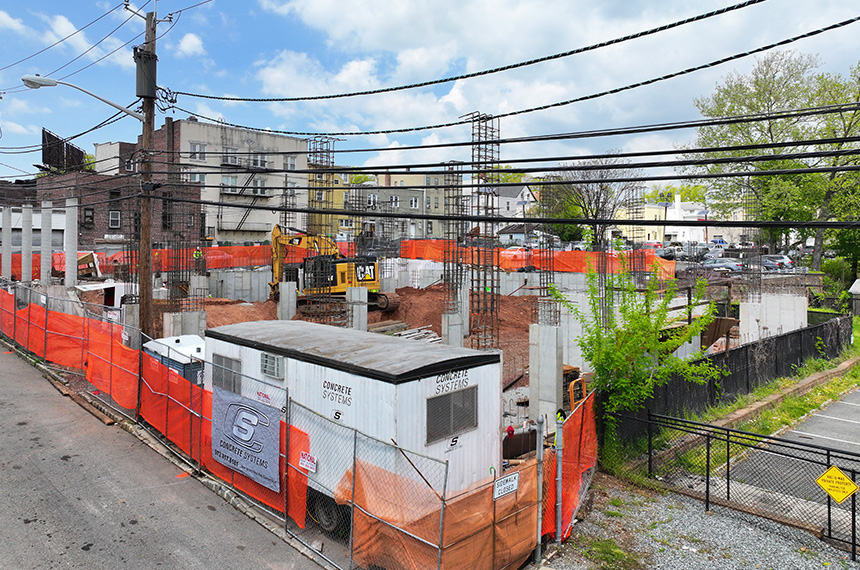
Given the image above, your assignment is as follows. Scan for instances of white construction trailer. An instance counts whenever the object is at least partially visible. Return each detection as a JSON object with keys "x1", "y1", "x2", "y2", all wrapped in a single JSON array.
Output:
[{"x1": 203, "y1": 320, "x2": 503, "y2": 503}]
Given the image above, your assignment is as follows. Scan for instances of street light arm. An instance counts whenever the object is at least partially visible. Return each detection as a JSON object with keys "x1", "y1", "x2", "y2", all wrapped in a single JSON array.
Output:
[{"x1": 21, "y1": 75, "x2": 144, "y2": 122}]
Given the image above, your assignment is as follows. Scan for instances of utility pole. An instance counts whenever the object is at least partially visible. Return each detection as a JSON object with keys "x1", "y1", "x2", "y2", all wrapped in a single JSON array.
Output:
[{"x1": 135, "y1": 11, "x2": 157, "y2": 339}]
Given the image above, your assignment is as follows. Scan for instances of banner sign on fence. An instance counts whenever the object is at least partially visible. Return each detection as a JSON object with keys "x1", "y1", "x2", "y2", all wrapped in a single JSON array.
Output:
[
  {"x1": 816, "y1": 465, "x2": 859, "y2": 504},
  {"x1": 212, "y1": 387, "x2": 281, "y2": 492},
  {"x1": 299, "y1": 450, "x2": 317, "y2": 473},
  {"x1": 493, "y1": 472, "x2": 520, "y2": 500}
]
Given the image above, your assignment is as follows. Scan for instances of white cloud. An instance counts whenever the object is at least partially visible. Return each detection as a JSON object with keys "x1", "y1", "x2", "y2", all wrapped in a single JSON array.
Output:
[
  {"x1": 175, "y1": 33, "x2": 206, "y2": 58},
  {"x1": 0, "y1": 9, "x2": 28, "y2": 33},
  {"x1": 0, "y1": 121, "x2": 38, "y2": 135}
]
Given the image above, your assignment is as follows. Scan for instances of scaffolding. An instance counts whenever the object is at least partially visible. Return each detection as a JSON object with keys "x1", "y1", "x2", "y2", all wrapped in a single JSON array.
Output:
[
  {"x1": 304, "y1": 136, "x2": 342, "y2": 325},
  {"x1": 463, "y1": 112, "x2": 500, "y2": 351}
]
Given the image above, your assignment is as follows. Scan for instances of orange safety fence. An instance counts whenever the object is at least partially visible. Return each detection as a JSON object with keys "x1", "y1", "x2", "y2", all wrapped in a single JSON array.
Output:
[
  {"x1": 334, "y1": 458, "x2": 537, "y2": 570},
  {"x1": 539, "y1": 393, "x2": 598, "y2": 540}
]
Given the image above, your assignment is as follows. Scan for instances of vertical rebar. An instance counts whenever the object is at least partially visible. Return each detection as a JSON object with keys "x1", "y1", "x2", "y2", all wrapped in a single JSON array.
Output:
[
  {"x1": 534, "y1": 415, "x2": 545, "y2": 565},
  {"x1": 705, "y1": 432, "x2": 711, "y2": 512},
  {"x1": 556, "y1": 417, "x2": 564, "y2": 547}
]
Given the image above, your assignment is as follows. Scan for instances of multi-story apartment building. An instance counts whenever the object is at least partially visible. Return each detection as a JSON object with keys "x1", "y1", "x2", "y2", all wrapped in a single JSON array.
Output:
[{"x1": 95, "y1": 116, "x2": 308, "y2": 244}]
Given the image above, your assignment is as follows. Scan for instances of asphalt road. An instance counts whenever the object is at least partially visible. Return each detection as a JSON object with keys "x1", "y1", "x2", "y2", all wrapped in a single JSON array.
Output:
[{"x1": 0, "y1": 349, "x2": 313, "y2": 570}]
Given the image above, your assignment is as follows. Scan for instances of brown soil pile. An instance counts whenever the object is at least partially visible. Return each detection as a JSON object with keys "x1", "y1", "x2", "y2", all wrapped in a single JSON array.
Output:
[
  {"x1": 204, "y1": 298, "x2": 278, "y2": 329},
  {"x1": 201, "y1": 286, "x2": 534, "y2": 383}
]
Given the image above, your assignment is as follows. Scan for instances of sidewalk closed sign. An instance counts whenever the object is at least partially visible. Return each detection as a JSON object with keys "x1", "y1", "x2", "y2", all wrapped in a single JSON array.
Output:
[
  {"x1": 816, "y1": 465, "x2": 859, "y2": 504},
  {"x1": 493, "y1": 472, "x2": 520, "y2": 501}
]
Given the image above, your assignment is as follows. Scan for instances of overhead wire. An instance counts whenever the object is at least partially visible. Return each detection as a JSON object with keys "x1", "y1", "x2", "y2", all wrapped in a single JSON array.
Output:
[
  {"x1": 167, "y1": 0, "x2": 770, "y2": 103},
  {"x1": 0, "y1": 1, "x2": 126, "y2": 74},
  {"x1": 167, "y1": 14, "x2": 860, "y2": 137}
]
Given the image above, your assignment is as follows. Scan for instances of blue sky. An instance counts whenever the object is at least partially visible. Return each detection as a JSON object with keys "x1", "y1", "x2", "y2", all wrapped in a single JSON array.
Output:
[{"x1": 1, "y1": 0, "x2": 858, "y2": 180}]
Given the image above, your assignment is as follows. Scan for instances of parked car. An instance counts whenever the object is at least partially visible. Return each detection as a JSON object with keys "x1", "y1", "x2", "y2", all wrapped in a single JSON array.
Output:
[
  {"x1": 701, "y1": 257, "x2": 743, "y2": 272},
  {"x1": 763, "y1": 254, "x2": 795, "y2": 270},
  {"x1": 655, "y1": 247, "x2": 676, "y2": 260},
  {"x1": 746, "y1": 256, "x2": 782, "y2": 271}
]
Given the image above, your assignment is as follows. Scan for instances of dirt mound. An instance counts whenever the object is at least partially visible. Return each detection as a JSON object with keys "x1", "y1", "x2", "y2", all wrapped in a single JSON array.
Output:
[{"x1": 205, "y1": 298, "x2": 278, "y2": 329}]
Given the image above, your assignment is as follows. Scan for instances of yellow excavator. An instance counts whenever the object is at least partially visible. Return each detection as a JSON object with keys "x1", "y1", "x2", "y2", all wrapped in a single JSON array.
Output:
[{"x1": 269, "y1": 224, "x2": 399, "y2": 311}]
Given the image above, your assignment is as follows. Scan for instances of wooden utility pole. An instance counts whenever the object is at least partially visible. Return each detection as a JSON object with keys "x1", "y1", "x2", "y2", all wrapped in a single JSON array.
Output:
[{"x1": 136, "y1": 11, "x2": 157, "y2": 339}]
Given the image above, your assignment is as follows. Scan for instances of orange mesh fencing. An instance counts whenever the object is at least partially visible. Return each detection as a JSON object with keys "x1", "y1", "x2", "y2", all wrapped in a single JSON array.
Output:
[
  {"x1": 0, "y1": 289, "x2": 13, "y2": 336},
  {"x1": 286, "y1": 425, "x2": 310, "y2": 528},
  {"x1": 45, "y1": 311, "x2": 86, "y2": 370},
  {"x1": 334, "y1": 460, "x2": 537, "y2": 570},
  {"x1": 84, "y1": 320, "x2": 138, "y2": 410}
]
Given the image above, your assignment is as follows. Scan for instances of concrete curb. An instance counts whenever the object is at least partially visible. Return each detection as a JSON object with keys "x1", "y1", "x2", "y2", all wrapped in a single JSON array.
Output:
[{"x1": 0, "y1": 336, "x2": 336, "y2": 570}]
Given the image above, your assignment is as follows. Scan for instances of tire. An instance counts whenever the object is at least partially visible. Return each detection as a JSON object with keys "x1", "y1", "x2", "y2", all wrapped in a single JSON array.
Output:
[{"x1": 310, "y1": 491, "x2": 344, "y2": 533}]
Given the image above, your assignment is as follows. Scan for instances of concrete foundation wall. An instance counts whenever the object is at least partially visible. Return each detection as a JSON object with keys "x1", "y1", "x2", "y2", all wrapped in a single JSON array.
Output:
[
  {"x1": 739, "y1": 294, "x2": 807, "y2": 344},
  {"x1": 208, "y1": 268, "x2": 271, "y2": 302}
]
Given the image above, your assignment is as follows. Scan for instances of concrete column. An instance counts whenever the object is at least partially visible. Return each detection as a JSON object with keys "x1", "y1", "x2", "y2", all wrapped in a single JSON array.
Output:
[
  {"x1": 1, "y1": 206, "x2": 11, "y2": 280},
  {"x1": 277, "y1": 281, "x2": 297, "y2": 320},
  {"x1": 21, "y1": 205, "x2": 33, "y2": 282},
  {"x1": 41, "y1": 201, "x2": 52, "y2": 284},
  {"x1": 459, "y1": 279, "x2": 470, "y2": 337},
  {"x1": 189, "y1": 275, "x2": 209, "y2": 298},
  {"x1": 528, "y1": 323, "x2": 564, "y2": 433},
  {"x1": 64, "y1": 198, "x2": 78, "y2": 288},
  {"x1": 346, "y1": 286, "x2": 368, "y2": 332},
  {"x1": 442, "y1": 312, "x2": 463, "y2": 347}
]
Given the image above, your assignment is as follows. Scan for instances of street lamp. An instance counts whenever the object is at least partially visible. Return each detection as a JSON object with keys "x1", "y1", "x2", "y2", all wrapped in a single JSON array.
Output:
[
  {"x1": 21, "y1": 75, "x2": 144, "y2": 121},
  {"x1": 22, "y1": 71, "x2": 155, "y2": 340}
]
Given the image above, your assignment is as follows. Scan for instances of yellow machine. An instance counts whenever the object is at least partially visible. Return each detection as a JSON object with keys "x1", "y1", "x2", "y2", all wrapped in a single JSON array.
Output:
[{"x1": 269, "y1": 225, "x2": 399, "y2": 311}]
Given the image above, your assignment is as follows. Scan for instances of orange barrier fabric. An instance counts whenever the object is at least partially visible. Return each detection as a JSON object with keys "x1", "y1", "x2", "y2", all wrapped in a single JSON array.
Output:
[
  {"x1": 335, "y1": 460, "x2": 536, "y2": 570},
  {"x1": 286, "y1": 426, "x2": 310, "y2": 528},
  {"x1": 0, "y1": 289, "x2": 13, "y2": 336},
  {"x1": 84, "y1": 320, "x2": 138, "y2": 410},
  {"x1": 45, "y1": 311, "x2": 86, "y2": 370}
]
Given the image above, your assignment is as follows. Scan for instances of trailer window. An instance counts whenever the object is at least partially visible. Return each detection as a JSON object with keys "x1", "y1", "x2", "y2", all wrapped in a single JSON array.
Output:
[
  {"x1": 426, "y1": 386, "x2": 478, "y2": 444},
  {"x1": 212, "y1": 353, "x2": 242, "y2": 393}
]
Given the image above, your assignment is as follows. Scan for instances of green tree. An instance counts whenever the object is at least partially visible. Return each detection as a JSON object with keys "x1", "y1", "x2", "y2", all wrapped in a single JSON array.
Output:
[
  {"x1": 549, "y1": 261, "x2": 722, "y2": 446},
  {"x1": 689, "y1": 51, "x2": 860, "y2": 269},
  {"x1": 642, "y1": 184, "x2": 706, "y2": 204},
  {"x1": 493, "y1": 165, "x2": 525, "y2": 184},
  {"x1": 539, "y1": 152, "x2": 641, "y2": 250}
]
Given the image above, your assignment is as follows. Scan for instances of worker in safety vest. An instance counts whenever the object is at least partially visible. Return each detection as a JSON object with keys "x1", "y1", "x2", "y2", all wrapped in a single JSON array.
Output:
[
  {"x1": 193, "y1": 246, "x2": 204, "y2": 272},
  {"x1": 554, "y1": 409, "x2": 566, "y2": 447}
]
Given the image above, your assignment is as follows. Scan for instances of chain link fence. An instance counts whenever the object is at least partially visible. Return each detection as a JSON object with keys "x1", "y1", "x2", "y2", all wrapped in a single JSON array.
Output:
[{"x1": 622, "y1": 413, "x2": 860, "y2": 560}]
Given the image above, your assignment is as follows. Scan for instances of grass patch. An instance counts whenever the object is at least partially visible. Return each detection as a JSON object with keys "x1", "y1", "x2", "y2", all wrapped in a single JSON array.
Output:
[
  {"x1": 607, "y1": 497, "x2": 625, "y2": 507},
  {"x1": 604, "y1": 510, "x2": 624, "y2": 518},
  {"x1": 575, "y1": 537, "x2": 643, "y2": 570}
]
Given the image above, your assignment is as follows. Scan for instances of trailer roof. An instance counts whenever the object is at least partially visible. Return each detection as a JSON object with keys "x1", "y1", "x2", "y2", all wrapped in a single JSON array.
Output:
[{"x1": 206, "y1": 320, "x2": 500, "y2": 384}]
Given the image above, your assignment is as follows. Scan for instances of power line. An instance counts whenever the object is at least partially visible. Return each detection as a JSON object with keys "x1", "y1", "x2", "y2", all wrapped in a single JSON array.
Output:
[
  {"x1": 0, "y1": 1, "x2": 125, "y2": 74},
  {"x1": 167, "y1": 0, "x2": 769, "y2": 104},
  {"x1": 168, "y1": 16, "x2": 860, "y2": 137}
]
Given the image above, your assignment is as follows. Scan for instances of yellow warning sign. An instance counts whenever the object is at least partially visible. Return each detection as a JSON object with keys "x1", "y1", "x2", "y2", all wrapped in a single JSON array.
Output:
[{"x1": 816, "y1": 465, "x2": 859, "y2": 504}]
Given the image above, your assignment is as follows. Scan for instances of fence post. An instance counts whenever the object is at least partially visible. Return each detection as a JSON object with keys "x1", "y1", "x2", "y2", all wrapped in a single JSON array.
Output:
[
  {"x1": 43, "y1": 292, "x2": 49, "y2": 359},
  {"x1": 827, "y1": 449, "x2": 832, "y2": 539},
  {"x1": 349, "y1": 427, "x2": 358, "y2": 568},
  {"x1": 647, "y1": 409, "x2": 653, "y2": 478},
  {"x1": 436, "y1": 460, "x2": 449, "y2": 570},
  {"x1": 852, "y1": 469, "x2": 856, "y2": 562},
  {"x1": 725, "y1": 429, "x2": 730, "y2": 502},
  {"x1": 556, "y1": 416, "x2": 564, "y2": 548},
  {"x1": 705, "y1": 432, "x2": 711, "y2": 512},
  {"x1": 534, "y1": 415, "x2": 545, "y2": 566}
]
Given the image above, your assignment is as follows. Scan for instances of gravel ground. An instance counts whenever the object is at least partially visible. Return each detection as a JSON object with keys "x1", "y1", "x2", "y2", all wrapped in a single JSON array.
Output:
[{"x1": 541, "y1": 473, "x2": 859, "y2": 570}]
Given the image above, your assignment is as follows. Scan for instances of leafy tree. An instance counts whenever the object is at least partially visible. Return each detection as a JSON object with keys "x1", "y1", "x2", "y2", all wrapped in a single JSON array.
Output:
[
  {"x1": 642, "y1": 184, "x2": 706, "y2": 204},
  {"x1": 493, "y1": 165, "x2": 525, "y2": 184},
  {"x1": 689, "y1": 51, "x2": 860, "y2": 269},
  {"x1": 549, "y1": 261, "x2": 722, "y2": 444},
  {"x1": 540, "y1": 152, "x2": 642, "y2": 250}
]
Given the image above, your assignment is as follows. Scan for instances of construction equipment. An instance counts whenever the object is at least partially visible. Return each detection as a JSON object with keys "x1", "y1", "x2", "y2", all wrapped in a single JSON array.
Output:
[{"x1": 269, "y1": 224, "x2": 399, "y2": 312}]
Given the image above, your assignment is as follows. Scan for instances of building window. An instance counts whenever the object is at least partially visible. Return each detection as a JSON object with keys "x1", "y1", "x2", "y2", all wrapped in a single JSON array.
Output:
[
  {"x1": 286, "y1": 182, "x2": 297, "y2": 196},
  {"x1": 425, "y1": 176, "x2": 431, "y2": 186},
  {"x1": 340, "y1": 218, "x2": 354, "y2": 228},
  {"x1": 427, "y1": 221, "x2": 433, "y2": 234},
  {"x1": 189, "y1": 172, "x2": 205, "y2": 184},
  {"x1": 221, "y1": 175, "x2": 238, "y2": 193},
  {"x1": 367, "y1": 193, "x2": 378, "y2": 208},
  {"x1": 284, "y1": 155, "x2": 297, "y2": 171},
  {"x1": 315, "y1": 190, "x2": 324, "y2": 202},
  {"x1": 82, "y1": 207, "x2": 95, "y2": 229},
  {"x1": 426, "y1": 386, "x2": 478, "y2": 444},
  {"x1": 389, "y1": 195, "x2": 400, "y2": 208},
  {"x1": 425, "y1": 197, "x2": 430, "y2": 210},
  {"x1": 409, "y1": 196, "x2": 419, "y2": 209},
  {"x1": 222, "y1": 147, "x2": 238, "y2": 165},
  {"x1": 251, "y1": 178, "x2": 267, "y2": 196},
  {"x1": 251, "y1": 153, "x2": 266, "y2": 168},
  {"x1": 124, "y1": 159, "x2": 135, "y2": 172},
  {"x1": 189, "y1": 142, "x2": 206, "y2": 161},
  {"x1": 434, "y1": 197, "x2": 439, "y2": 209},
  {"x1": 434, "y1": 177, "x2": 439, "y2": 185},
  {"x1": 212, "y1": 353, "x2": 242, "y2": 393},
  {"x1": 108, "y1": 210, "x2": 121, "y2": 229},
  {"x1": 260, "y1": 352, "x2": 283, "y2": 379}
]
